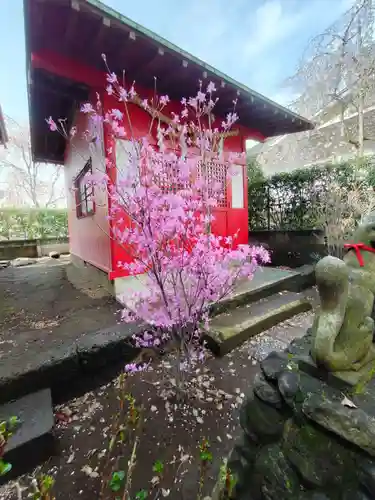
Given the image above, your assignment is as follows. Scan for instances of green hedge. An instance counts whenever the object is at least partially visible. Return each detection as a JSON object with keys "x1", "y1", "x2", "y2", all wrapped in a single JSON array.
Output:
[
  {"x1": 0, "y1": 208, "x2": 68, "y2": 240},
  {"x1": 248, "y1": 159, "x2": 375, "y2": 230}
]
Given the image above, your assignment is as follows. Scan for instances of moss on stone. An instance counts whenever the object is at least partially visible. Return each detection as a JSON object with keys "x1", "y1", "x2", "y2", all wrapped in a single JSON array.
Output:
[
  {"x1": 352, "y1": 363, "x2": 375, "y2": 395},
  {"x1": 253, "y1": 444, "x2": 302, "y2": 499},
  {"x1": 283, "y1": 421, "x2": 355, "y2": 490}
]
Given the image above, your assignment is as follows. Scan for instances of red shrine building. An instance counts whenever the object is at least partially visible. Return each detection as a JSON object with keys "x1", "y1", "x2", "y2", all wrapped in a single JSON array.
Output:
[{"x1": 24, "y1": 0, "x2": 313, "y2": 302}]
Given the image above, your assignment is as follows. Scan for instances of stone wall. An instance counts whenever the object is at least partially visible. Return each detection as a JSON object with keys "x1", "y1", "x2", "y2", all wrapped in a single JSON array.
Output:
[
  {"x1": 0, "y1": 238, "x2": 69, "y2": 260},
  {"x1": 37, "y1": 238, "x2": 69, "y2": 257},
  {"x1": 249, "y1": 230, "x2": 325, "y2": 268},
  {"x1": 0, "y1": 239, "x2": 37, "y2": 260},
  {"x1": 215, "y1": 332, "x2": 375, "y2": 500}
]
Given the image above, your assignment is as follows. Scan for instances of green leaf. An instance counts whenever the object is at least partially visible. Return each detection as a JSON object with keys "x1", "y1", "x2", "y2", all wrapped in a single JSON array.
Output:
[
  {"x1": 8, "y1": 416, "x2": 20, "y2": 428},
  {"x1": 0, "y1": 460, "x2": 12, "y2": 476},
  {"x1": 109, "y1": 470, "x2": 126, "y2": 492},
  {"x1": 200, "y1": 450, "x2": 213, "y2": 462},
  {"x1": 135, "y1": 490, "x2": 148, "y2": 500},
  {"x1": 41, "y1": 474, "x2": 55, "y2": 492},
  {"x1": 152, "y1": 460, "x2": 164, "y2": 474}
]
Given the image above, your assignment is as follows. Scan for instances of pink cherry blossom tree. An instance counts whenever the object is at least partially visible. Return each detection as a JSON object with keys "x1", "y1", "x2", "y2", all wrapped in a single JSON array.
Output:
[{"x1": 48, "y1": 56, "x2": 270, "y2": 395}]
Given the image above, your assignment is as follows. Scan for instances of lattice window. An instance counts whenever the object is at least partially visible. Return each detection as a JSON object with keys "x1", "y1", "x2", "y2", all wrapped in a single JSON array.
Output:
[
  {"x1": 152, "y1": 158, "x2": 228, "y2": 208},
  {"x1": 75, "y1": 158, "x2": 95, "y2": 218},
  {"x1": 153, "y1": 160, "x2": 190, "y2": 195},
  {"x1": 197, "y1": 160, "x2": 228, "y2": 208}
]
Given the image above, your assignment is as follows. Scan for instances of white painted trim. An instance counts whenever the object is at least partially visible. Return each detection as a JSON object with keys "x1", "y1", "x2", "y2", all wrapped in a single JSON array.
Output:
[{"x1": 231, "y1": 165, "x2": 244, "y2": 209}]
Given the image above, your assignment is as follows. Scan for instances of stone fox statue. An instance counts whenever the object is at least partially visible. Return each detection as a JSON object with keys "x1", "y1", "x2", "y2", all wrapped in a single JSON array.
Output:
[{"x1": 311, "y1": 216, "x2": 375, "y2": 373}]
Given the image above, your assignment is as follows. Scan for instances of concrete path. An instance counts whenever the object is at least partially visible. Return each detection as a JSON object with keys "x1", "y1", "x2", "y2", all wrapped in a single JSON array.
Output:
[
  {"x1": 0, "y1": 256, "x2": 120, "y2": 360},
  {"x1": 0, "y1": 257, "x2": 139, "y2": 403}
]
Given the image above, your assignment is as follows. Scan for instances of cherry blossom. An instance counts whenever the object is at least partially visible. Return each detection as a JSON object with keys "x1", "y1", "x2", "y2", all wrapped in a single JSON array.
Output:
[{"x1": 48, "y1": 61, "x2": 270, "y2": 391}]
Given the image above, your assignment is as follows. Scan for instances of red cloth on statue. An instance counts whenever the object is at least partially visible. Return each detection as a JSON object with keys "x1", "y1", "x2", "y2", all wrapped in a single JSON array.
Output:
[{"x1": 344, "y1": 243, "x2": 375, "y2": 267}]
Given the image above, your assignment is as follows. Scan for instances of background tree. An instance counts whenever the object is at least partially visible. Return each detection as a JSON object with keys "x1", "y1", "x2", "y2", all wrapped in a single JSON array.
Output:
[
  {"x1": 256, "y1": 0, "x2": 375, "y2": 175},
  {"x1": 246, "y1": 154, "x2": 265, "y2": 185},
  {"x1": 0, "y1": 116, "x2": 65, "y2": 208},
  {"x1": 288, "y1": 0, "x2": 375, "y2": 158}
]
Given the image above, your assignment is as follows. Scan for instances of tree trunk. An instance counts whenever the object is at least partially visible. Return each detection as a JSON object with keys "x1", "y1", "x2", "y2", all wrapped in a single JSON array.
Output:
[
  {"x1": 357, "y1": 16, "x2": 365, "y2": 160},
  {"x1": 358, "y1": 92, "x2": 365, "y2": 158}
]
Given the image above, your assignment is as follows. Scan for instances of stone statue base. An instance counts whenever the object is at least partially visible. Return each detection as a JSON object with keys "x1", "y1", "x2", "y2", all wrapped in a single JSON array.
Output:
[
  {"x1": 298, "y1": 353, "x2": 375, "y2": 389},
  {"x1": 213, "y1": 331, "x2": 375, "y2": 500},
  {"x1": 335, "y1": 359, "x2": 375, "y2": 387}
]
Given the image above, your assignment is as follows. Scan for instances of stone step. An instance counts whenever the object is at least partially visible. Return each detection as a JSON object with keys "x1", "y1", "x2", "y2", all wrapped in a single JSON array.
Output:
[
  {"x1": 0, "y1": 389, "x2": 55, "y2": 484},
  {"x1": 212, "y1": 265, "x2": 314, "y2": 317},
  {"x1": 204, "y1": 291, "x2": 312, "y2": 356}
]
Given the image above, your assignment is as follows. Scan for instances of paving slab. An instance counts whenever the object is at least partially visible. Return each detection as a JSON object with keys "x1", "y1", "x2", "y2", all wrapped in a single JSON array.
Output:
[
  {"x1": 0, "y1": 389, "x2": 55, "y2": 484},
  {"x1": 0, "y1": 389, "x2": 53, "y2": 453},
  {"x1": 205, "y1": 291, "x2": 312, "y2": 356},
  {"x1": 213, "y1": 265, "x2": 314, "y2": 315}
]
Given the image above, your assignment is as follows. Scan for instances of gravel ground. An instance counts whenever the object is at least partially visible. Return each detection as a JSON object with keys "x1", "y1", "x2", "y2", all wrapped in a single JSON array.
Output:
[{"x1": 0, "y1": 311, "x2": 314, "y2": 500}]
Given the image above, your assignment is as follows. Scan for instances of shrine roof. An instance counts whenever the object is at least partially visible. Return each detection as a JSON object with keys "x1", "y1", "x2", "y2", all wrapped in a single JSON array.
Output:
[{"x1": 24, "y1": 0, "x2": 314, "y2": 164}]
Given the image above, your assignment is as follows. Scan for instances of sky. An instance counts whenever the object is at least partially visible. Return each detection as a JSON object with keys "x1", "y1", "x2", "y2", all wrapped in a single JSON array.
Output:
[{"x1": 0, "y1": 0, "x2": 355, "y2": 126}]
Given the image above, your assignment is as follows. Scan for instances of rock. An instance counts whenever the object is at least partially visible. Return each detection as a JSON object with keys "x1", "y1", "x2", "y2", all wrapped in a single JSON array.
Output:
[
  {"x1": 297, "y1": 371, "x2": 339, "y2": 401},
  {"x1": 49, "y1": 251, "x2": 60, "y2": 259},
  {"x1": 261, "y1": 351, "x2": 290, "y2": 382},
  {"x1": 282, "y1": 421, "x2": 355, "y2": 489},
  {"x1": 253, "y1": 373, "x2": 283, "y2": 409},
  {"x1": 239, "y1": 392, "x2": 287, "y2": 440},
  {"x1": 295, "y1": 494, "x2": 331, "y2": 500},
  {"x1": 287, "y1": 332, "x2": 312, "y2": 356},
  {"x1": 278, "y1": 371, "x2": 300, "y2": 400},
  {"x1": 252, "y1": 444, "x2": 301, "y2": 500},
  {"x1": 214, "y1": 321, "x2": 375, "y2": 500},
  {"x1": 358, "y1": 458, "x2": 375, "y2": 497},
  {"x1": 341, "y1": 491, "x2": 372, "y2": 500},
  {"x1": 228, "y1": 434, "x2": 258, "y2": 470},
  {"x1": 226, "y1": 447, "x2": 249, "y2": 476},
  {"x1": 226, "y1": 442, "x2": 257, "y2": 499},
  {"x1": 11, "y1": 257, "x2": 37, "y2": 267},
  {"x1": 303, "y1": 394, "x2": 375, "y2": 457},
  {"x1": 278, "y1": 371, "x2": 303, "y2": 411},
  {"x1": 298, "y1": 354, "x2": 364, "y2": 390}
]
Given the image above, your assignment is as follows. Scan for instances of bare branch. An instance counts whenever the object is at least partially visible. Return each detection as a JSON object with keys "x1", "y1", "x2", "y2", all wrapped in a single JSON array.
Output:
[
  {"x1": 259, "y1": 0, "x2": 375, "y2": 171},
  {"x1": 0, "y1": 117, "x2": 65, "y2": 208}
]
